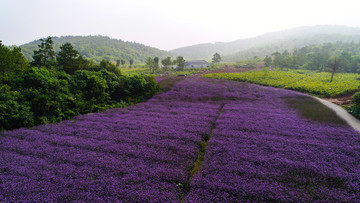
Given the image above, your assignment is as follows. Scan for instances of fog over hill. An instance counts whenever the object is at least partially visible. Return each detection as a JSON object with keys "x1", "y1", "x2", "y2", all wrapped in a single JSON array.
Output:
[
  {"x1": 170, "y1": 25, "x2": 360, "y2": 61},
  {"x1": 17, "y1": 26, "x2": 360, "y2": 63}
]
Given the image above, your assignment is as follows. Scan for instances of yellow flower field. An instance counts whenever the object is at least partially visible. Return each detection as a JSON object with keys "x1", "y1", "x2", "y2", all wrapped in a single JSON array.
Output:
[{"x1": 202, "y1": 70, "x2": 360, "y2": 97}]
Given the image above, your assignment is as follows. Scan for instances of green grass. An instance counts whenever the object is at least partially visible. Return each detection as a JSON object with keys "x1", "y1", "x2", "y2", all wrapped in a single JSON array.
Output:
[
  {"x1": 121, "y1": 67, "x2": 152, "y2": 75},
  {"x1": 203, "y1": 69, "x2": 360, "y2": 97}
]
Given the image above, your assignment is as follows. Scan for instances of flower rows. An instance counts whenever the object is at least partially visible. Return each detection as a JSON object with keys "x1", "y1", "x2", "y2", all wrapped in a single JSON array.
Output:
[
  {"x1": 0, "y1": 78, "x2": 223, "y2": 201},
  {"x1": 185, "y1": 80, "x2": 360, "y2": 201}
]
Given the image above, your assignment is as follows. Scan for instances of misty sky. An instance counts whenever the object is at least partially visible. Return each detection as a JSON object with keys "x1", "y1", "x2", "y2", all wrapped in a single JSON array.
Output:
[{"x1": 1, "y1": 0, "x2": 360, "y2": 50}]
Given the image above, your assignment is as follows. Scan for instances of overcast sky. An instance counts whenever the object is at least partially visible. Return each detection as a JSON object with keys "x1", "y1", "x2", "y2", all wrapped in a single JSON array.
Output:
[{"x1": 1, "y1": 0, "x2": 360, "y2": 50}]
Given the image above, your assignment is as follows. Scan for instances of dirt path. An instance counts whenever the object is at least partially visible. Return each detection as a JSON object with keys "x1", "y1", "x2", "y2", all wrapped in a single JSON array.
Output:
[
  {"x1": 313, "y1": 96, "x2": 360, "y2": 133},
  {"x1": 323, "y1": 93, "x2": 354, "y2": 105}
]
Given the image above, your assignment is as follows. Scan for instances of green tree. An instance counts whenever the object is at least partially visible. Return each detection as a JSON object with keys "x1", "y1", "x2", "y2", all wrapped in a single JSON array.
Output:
[
  {"x1": 100, "y1": 59, "x2": 121, "y2": 76},
  {"x1": 145, "y1": 57, "x2": 154, "y2": 73},
  {"x1": 161, "y1": 57, "x2": 172, "y2": 70},
  {"x1": 116, "y1": 60, "x2": 120, "y2": 67},
  {"x1": 264, "y1": 56, "x2": 272, "y2": 67},
  {"x1": 0, "y1": 41, "x2": 29, "y2": 83},
  {"x1": 272, "y1": 51, "x2": 293, "y2": 69},
  {"x1": 212, "y1": 53, "x2": 222, "y2": 64},
  {"x1": 282, "y1": 50, "x2": 290, "y2": 56},
  {"x1": 129, "y1": 58, "x2": 134, "y2": 67},
  {"x1": 73, "y1": 70, "x2": 109, "y2": 104},
  {"x1": 153, "y1": 57, "x2": 159, "y2": 72},
  {"x1": 338, "y1": 52, "x2": 352, "y2": 72},
  {"x1": 327, "y1": 54, "x2": 350, "y2": 82},
  {"x1": 121, "y1": 59, "x2": 126, "y2": 67},
  {"x1": 328, "y1": 56, "x2": 340, "y2": 83},
  {"x1": 271, "y1": 51, "x2": 281, "y2": 57},
  {"x1": 31, "y1": 37, "x2": 55, "y2": 68},
  {"x1": 57, "y1": 43, "x2": 82, "y2": 74},
  {"x1": 304, "y1": 52, "x2": 329, "y2": 71},
  {"x1": 0, "y1": 85, "x2": 34, "y2": 130},
  {"x1": 175, "y1": 56, "x2": 185, "y2": 71}
]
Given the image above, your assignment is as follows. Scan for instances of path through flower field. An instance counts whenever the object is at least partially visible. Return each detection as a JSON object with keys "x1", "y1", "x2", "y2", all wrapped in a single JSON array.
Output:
[{"x1": 1, "y1": 77, "x2": 359, "y2": 201}]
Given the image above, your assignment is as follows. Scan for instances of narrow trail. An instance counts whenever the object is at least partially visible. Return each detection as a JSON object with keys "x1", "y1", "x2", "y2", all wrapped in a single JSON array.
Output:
[
  {"x1": 179, "y1": 103, "x2": 225, "y2": 201},
  {"x1": 313, "y1": 96, "x2": 360, "y2": 133}
]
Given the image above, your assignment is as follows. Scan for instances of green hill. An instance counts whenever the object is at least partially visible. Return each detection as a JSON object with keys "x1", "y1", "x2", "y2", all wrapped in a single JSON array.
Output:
[
  {"x1": 170, "y1": 25, "x2": 360, "y2": 61},
  {"x1": 20, "y1": 35, "x2": 172, "y2": 63}
]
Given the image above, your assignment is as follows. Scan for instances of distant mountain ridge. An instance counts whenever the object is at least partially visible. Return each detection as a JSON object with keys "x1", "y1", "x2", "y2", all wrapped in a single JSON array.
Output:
[
  {"x1": 20, "y1": 35, "x2": 171, "y2": 63},
  {"x1": 170, "y1": 25, "x2": 360, "y2": 61}
]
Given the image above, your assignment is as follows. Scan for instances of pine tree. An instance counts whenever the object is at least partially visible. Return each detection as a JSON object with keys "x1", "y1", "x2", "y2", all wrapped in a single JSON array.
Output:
[
  {"x1": 31, "y1": 37, "x2": 55, "y2": 68},
  {"x1": 57, "y1": 43, "x2": 81, "y2": 74}
]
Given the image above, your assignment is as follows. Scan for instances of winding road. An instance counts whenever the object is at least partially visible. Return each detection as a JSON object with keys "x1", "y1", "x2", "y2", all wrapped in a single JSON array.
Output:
[{"x1": 314, "y1": 97, "x2": 360, "y2": 133}]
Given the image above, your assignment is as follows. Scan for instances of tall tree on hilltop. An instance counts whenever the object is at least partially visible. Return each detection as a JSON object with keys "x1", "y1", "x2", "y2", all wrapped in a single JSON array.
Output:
[
  {"x1": 57, "y1": 43, "x2": 82, "y2": 74},
  {"x1": 31, "y1": 37, "x2": 55, "y2": 68}
]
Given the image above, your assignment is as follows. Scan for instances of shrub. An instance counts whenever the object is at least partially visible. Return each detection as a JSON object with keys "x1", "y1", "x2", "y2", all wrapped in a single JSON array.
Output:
[
  {"x1": 0, "y1": 85, "x2": 34, "y2": 130},
  {"x1": 353, "y1": 92, "x2": 360, "y2": 105},
  {"x1": 72, "y1": 70, "x2": 109, "y2": 104}
]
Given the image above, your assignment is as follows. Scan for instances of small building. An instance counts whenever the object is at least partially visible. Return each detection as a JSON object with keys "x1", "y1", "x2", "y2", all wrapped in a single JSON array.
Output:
[{"x1": 185, "y1": 60, "x2": 210, "y2": 68}]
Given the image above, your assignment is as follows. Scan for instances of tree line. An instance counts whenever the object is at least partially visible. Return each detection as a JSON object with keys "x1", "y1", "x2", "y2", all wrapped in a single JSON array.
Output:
[
  {"x1": 263, "y1": 41, "x2": 360, "y2": 74},
  {"x1": 144, "y1": 53, "x2": 221, "y2": 73},
  {"x1": 20, "y1": 35, "x2": 170, "y2": 64},
  {"x1": 144, "y1": 56, "x2": 185, "y2": 73},
  {"x1": 0, "y1": 37, "x2": 160, "y2": 131}
]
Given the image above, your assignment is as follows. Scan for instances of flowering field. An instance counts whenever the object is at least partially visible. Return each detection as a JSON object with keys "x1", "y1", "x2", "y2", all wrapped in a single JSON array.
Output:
[
  {"x1": 1, "y1": 77, "x2": 360, "y2": 201},
  {"x1": 202, "y1": 70, "x2": 360, "y2": 97}
]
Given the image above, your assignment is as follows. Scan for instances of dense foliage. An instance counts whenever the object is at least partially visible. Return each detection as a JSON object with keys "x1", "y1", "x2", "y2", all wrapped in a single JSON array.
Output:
[
  {"x1": 0, "y1": 42, "x2": 29, "y2": 84},
  {"x1": 20, "y1": 35, "x2": 171, "y2": 63},
  {"x1": 223, "y1": 36, "x2": 360, "y2": 62},
  {"x1": 349, "y1": 92, "x2": 360, "y2": 119},
  {"x1": 265, "y1": 41, "x2": 360, "y2": 73},
  {"x1": 203, "y1": 70, "x2": 360, "y2": 97},
  {"x1": 0, "y1": 39, "x2": 160, "y2": 131},
  {"x1": 1, "y1": 77, "x2": 359, "y2": 201}
]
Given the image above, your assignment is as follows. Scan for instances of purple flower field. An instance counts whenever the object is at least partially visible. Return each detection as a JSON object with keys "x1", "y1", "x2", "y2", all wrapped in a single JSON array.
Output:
[{"x1": 1, "y1": 77, "x2": 360, "y2": 201}]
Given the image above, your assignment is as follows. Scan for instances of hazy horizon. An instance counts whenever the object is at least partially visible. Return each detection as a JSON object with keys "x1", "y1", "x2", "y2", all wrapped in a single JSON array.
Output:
[{"x1": 2, "y1": 0, "x2": 360, "y2": 50}]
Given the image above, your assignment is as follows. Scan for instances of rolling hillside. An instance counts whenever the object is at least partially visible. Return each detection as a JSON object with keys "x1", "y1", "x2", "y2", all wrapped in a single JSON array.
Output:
[
  {"x1": 170, "y1": 25, "x2": 360, "y2": 61},
  {"x1": 20, "y1": 35, "x2": 172, "y2": 63}
]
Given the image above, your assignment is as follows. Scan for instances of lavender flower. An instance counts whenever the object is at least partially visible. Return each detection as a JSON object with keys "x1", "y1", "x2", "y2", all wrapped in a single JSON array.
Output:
[{"x1": 1, "y1": 77, "x2": 359, "y2": 201}]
